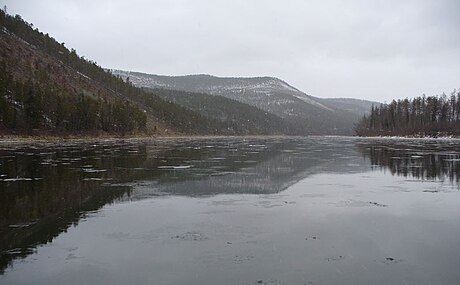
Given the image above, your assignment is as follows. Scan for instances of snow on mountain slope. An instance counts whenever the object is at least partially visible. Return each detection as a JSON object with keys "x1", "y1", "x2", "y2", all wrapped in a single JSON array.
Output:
[
  {"x1": 110, "y1": 70, "x2": 377, "y2": 134},
  {"x1": 111, "y1": 70, "x2": 334, "y2": 110}
]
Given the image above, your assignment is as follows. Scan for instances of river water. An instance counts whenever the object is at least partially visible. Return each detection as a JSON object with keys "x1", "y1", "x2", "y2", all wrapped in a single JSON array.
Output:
[{"x1": 1, "y1": 137, "x2": 460, "y2": 285}]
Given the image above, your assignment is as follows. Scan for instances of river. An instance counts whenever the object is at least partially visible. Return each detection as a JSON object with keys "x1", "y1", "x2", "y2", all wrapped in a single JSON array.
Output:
[{"x1": 1, "y1": 137, "x2": 460, "y2": 284}]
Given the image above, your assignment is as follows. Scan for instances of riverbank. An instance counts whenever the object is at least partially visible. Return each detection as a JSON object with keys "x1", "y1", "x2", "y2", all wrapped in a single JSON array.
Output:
[
  {"x1": 3, "y1": 134, "x2": 460, "y2": 146},
  {"x1": 0, "y1": 133, "x2": 306, "y2": 145},
  {"x1": 355, "y1": 135, "x2": 460, "y2": 141}
]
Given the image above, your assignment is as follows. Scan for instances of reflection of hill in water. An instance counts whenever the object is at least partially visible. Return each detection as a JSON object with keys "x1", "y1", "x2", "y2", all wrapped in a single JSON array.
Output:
[
  {"x1": 127, "y1": 138, "x2": 367, "y2": 197},
  {"x1": 356, "y1": 139, "x2": 460, "y2": 184},
  {"x1": 0, "y1": 137, "x2": 364, "y2": 272}
]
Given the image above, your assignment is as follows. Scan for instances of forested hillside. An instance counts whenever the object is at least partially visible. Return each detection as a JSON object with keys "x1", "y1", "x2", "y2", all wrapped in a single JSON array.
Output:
[
  {"x1": 355, "y1": 90, "x2": 460, "y2": 137},
  {"x1": 149, "y1": 88, "x2": 296, "y2": 135},
  {"x1": 0, "y1": 10, "x2": 231, "y2": 136}
]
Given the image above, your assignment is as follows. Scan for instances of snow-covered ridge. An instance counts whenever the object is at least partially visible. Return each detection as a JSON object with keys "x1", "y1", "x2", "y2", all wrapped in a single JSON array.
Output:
[{"x1": 109, "y1": 69, "x2": 332, "y2": 112}]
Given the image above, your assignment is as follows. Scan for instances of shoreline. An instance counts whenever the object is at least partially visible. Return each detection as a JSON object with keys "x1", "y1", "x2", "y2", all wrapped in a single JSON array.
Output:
[
  {"x1": 2, "y1": 134, "x2": 460, "y2": 145},
  {"x1": 354, "y1": 135, "x2": 460, "y2": 141},
  {"x1": 0, "y1": 134, "x2": 311, "y2": 145}
]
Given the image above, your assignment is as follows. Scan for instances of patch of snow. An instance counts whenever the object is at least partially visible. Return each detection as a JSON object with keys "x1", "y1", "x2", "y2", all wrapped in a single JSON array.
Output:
[{"x1": 77, "y1": 71, "x2": 91, "y2": 80}]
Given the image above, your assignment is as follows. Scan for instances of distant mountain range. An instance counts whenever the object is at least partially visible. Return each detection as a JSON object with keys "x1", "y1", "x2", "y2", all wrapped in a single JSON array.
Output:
[{"x1": 111, "y1": 70, "x2": 378, "y2": 135}]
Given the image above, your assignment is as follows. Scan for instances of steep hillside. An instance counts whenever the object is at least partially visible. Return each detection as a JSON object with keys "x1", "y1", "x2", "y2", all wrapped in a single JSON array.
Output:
[
  {"x1": 148, "y1": 88, "x2": 297, "y2": 135},
  {"x1": 0, "y1": 11, "x2": 230, "y2": 136},
  {"x1": 112, "y1": 70, "x2": 377, "y2": 135}
]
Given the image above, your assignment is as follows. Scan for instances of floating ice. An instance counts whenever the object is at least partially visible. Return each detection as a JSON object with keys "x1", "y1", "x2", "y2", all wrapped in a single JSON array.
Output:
[
  {"x1": 1, "y1": 177, "x2": 42, "y2": 182},
  {"x1": 158, "y1": 165, "x2": 193, "y2": 170},
  {"x1": 82, "y1": 169, "x2": 107, "y2": 173}
]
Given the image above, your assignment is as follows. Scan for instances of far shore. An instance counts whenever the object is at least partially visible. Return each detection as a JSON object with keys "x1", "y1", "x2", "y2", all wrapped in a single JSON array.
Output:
[
  {"x1": 0, "y1": 133, "x2": 311, "y2": 145},
  {"x1": 2, "y1": 133, "x2": 460, "y2": 145}
]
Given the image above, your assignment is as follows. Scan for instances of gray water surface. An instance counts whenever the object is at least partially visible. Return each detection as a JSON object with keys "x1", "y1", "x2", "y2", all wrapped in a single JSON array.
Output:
[{"x1": 1, "y1": 137, "x2": 460, "y2": 285}]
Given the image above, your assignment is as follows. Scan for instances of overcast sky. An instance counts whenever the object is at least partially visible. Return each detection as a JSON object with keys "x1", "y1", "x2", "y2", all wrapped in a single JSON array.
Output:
[{"x1": 3, "y1": 0, "x2": 459, "y2": 102}]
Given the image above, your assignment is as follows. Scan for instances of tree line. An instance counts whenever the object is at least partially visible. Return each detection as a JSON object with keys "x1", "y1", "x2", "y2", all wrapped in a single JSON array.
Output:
[
  {"x1": 355, "y1": 90, "x2": 460, "y2": 137},
  {"x1": 0, "y1": 61, "x2": 147, "y2": 133}
]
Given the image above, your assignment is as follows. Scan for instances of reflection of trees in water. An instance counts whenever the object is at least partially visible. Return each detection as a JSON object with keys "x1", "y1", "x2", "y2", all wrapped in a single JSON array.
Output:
[
  {"x1": 356, "y1": 141, "x2": 460, "y2": 183},
  {"x1": 0, "y1": 184, "x2": 129, "y2": 273},
  {"x1": 151, "y1": 151, "x2": 318, "y2": 196},
  {"x1": 0, "y1": 142, "x2": 143, "y2": 273},
  {"x1": 0, "y1": 138, "x2": 291, "y2": 272},
  {"x1": 129, "y1": 138, "x2": 361, "y2": 197}
]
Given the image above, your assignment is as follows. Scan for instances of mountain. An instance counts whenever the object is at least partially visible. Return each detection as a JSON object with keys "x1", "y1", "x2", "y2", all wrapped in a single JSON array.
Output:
[{"x1": 111, "y1": 70, "x2": 378, "y2": 135}]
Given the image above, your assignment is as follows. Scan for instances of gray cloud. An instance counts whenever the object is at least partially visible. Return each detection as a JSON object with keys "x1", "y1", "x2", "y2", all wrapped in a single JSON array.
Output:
[{"x1": 3, "y1": 0, "x2": 459, "y2": 102}]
